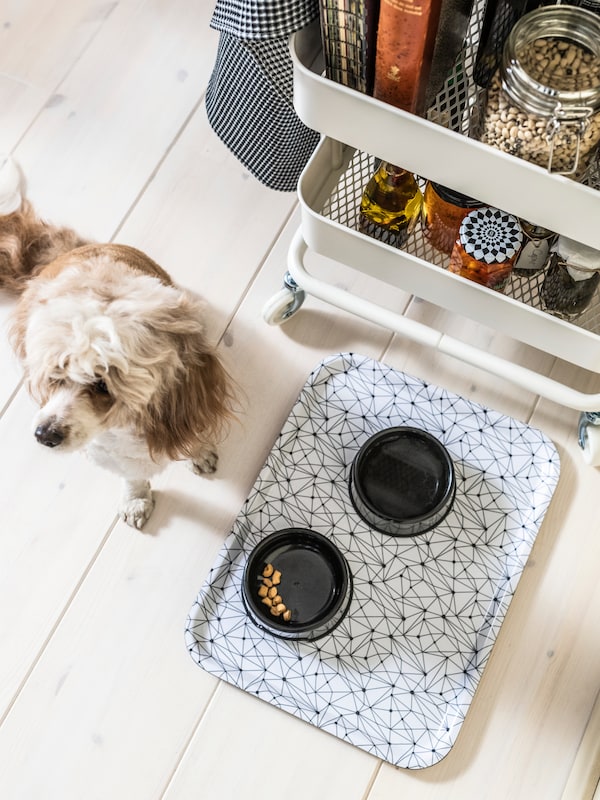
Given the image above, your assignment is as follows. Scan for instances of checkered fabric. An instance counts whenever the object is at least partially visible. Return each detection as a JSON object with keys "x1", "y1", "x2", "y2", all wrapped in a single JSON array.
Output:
[
  {"x1": 211, "y1": 0, "x2": 319, "y2": 40},
  {"x1": 459, "y1": 207, "x2": 523, "y2": 263},
  {"x1": 206, "y1": 1, "x2": 321, "y2": 192}
]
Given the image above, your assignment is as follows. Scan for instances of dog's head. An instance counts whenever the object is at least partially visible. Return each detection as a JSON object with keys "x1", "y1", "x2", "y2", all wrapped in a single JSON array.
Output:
[{"x1": 10, "y1": 253, "x2": 233, "y2": 460}]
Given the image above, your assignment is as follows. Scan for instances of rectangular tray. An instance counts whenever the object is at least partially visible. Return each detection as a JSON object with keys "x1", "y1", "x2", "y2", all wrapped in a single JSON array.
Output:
[{"x1": 186, "y1": 353, "x2": 560, "y2": 770}]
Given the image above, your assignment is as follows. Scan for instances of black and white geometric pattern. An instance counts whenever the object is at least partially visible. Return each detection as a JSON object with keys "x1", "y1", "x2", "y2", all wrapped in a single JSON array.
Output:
[
  {"x1": 459, "y1": 207, "x2": 523, "y2": 263},
  {"x1": 186, "y1": 353, "x2": 560, "y2": 770}
]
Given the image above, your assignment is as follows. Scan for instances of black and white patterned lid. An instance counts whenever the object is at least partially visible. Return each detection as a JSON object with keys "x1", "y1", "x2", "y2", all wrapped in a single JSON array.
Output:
[{"x1": 459, "y1": 207, "x2": 523, "y2": 263}]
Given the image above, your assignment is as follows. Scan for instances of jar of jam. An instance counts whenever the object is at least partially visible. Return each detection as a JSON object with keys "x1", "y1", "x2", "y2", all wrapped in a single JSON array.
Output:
[
  {"x1": 422, "y1": 181, "x2": 483, "y2": 255},
  {"x1": 541, "y1": 236, "x2": 600, "y2": 319},
  {"x1": 448, "y1": 206, "x2": 523, "y2": 290},
  {"x1": 476, "y1": 5, "x2": 600, "y2": 178}
]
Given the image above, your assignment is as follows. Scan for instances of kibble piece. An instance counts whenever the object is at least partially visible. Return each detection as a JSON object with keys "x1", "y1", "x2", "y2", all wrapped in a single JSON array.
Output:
[
  {"x1": 272, "y1": 595, "x2": 282, "y2": 605},
  {"x1": 267, "y1": 586, "x2": 278, "y2": 599},
  {"x1": 270, "y1": 605, "x2": 283, "y2": 616},
  {"x1": 262, "y1": 563, "x2": 274, "y2": 578},
  {"x1": 262, "y1": 577, "x2": 273, "y2": 588},
  {"x1": 283, "y1": 609, "x2": 292, "y2": 622},
  {"x1": 272, "y1": 570, "x2": 281, "y2": 585},
  {"x1": 258, "y1": 585, "x2": 269, "y2": 598},
  {"x1": 261, "y1": 596, "x2": 273, "y2": 607},
  {"x1": 275, "y1": 603, "x2": 286, "y2": 614}
]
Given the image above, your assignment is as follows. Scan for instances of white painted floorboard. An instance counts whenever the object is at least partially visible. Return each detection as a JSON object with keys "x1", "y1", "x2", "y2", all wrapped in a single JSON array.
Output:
[{"x1": 0, "y1": 3, "x2": 599, "y2": 799}]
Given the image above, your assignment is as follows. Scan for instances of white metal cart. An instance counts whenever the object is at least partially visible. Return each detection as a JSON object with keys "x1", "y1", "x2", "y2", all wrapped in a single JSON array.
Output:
[{"x1": 263, "y1": 14, "x2": 600, "y2": 464}]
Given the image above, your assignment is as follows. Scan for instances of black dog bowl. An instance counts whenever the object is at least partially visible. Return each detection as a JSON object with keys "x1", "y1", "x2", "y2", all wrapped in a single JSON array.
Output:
[
  {"x1": 349, "y1": 426, "x2": 456, "y2": 536},
  {"x1": 242, "y1": 529, "x2": 352, "y2": 641}
]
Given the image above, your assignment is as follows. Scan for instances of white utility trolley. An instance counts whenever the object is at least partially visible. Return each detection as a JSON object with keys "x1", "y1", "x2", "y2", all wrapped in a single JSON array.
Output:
[{"x1": 262, "y1": 15, "x2": 600, "y2": 465}]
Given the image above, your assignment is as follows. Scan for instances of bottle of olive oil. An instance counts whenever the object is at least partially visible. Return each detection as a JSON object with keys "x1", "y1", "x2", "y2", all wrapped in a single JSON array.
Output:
[{"x1": 358, "y1": 161, "x2": 423, "y2": 248}]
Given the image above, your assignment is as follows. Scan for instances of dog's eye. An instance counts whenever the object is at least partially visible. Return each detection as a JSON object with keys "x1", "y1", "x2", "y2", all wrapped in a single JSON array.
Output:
[{"x1": 93, "y1": 379, "x2": 109, "y2": 395}]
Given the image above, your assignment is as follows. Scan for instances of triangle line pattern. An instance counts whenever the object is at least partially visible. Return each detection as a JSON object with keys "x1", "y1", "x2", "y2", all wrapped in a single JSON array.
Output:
[{"x1": 185, "y1": 353, "x2": 560, "y2": 770}]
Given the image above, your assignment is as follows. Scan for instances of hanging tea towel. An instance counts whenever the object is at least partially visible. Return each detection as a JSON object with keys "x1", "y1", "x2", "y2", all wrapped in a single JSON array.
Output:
[{"x1": 206, "y1": 0, "x2": 321, "y2": 191}]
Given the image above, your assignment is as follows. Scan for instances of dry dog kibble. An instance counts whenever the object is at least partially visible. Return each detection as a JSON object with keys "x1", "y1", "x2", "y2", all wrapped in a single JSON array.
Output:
[{"x1": 257, "y1": 564, "x2": 292, "y2": 623}]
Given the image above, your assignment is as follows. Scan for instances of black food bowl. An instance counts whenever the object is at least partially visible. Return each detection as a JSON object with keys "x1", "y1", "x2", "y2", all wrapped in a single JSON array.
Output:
[
  {"x1": 349, "y1": 426, "x2": 456, "y2": 537},
  {"x1": 242, "y1": 528, "x2": 352, "y2": 641}
]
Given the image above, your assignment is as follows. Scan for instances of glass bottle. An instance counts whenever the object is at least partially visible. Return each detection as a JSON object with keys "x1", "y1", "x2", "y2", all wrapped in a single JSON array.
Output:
[
  {"x1": 358, "y1": 161, "x2": 423, "y2": 249},
  {"x1": 476, "y1": 5, "x2": 600, "y2": 178}
]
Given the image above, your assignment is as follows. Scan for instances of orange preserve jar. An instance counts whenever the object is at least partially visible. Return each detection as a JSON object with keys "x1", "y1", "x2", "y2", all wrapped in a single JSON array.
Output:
[
  {"x1": 448, "y1": 206, "x2": 523, "y2": 290},
  {"x1": 422, "y1": 181, "x2": 484, "y2": 255}
]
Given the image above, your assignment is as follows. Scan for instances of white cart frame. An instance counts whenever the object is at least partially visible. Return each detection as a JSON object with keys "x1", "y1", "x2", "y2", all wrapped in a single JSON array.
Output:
[{"x1": 264, "y1": 20, "x2": 600, "y2": 461}]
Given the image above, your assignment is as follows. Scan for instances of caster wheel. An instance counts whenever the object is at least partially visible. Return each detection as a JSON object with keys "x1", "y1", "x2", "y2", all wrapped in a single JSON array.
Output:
[
  {"x1": 262, "y1": 279, "x2": 305, "y2": 325},
  {"x1": 580, "y1": 423, "x2": 600, "y2": 466}
]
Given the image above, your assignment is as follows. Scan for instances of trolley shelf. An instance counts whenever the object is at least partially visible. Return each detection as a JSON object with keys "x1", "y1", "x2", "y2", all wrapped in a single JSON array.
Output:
[
  {"x1": 291, "y1": 20, "x2": 600, "y2": 251},
  {"x1": 297, "y1": 139, "x2": 600, "y2": 374}
]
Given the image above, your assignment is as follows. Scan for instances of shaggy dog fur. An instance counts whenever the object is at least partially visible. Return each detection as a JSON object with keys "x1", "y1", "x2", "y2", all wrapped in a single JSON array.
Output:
[{"x1": 0, "y1": 159, "x2": 235, "y2": 529}]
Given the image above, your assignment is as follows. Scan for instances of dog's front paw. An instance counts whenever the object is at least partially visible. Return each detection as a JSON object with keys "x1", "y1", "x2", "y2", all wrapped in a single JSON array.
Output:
[
  {"x1": 119, "y1": 480, "x2": 154, "y2": 530},
  {"x1": 189, "y1": 450, "x2": 218, "y2": 476}
]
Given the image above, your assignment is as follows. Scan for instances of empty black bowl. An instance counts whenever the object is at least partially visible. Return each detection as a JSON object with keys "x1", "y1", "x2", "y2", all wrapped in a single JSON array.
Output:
[
  {"x1": 349, "y1": 426, "x2": 456, "y2": 536},
  {"x1": 242, "y1": 528, "x2": 352, "y2": 641}
]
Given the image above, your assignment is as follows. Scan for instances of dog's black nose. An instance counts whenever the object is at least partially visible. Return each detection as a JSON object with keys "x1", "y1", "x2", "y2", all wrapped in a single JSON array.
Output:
[{"x1": 34, "y1": 423, "x2": 65, "y2": 448}]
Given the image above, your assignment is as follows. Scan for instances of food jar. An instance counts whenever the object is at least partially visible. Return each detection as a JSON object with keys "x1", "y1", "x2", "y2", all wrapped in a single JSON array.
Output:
[
  {"x1": 476, "y1": 5, "x2": 600, "y2": 178},
  {"x1": 448, "y1": 206, "x2": 523, "y2": 290},
  {"x1": 512, "y1": 220, "x2": 556, "y2": 276},
  {"x1": 421, "y1": 181, "x2": 483, "y2": 255},
  {"x1": 541, "y1": 235, "x2": 600, "y2": 319}
]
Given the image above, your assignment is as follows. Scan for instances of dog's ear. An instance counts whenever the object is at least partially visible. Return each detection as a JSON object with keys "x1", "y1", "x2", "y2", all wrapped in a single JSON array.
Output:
[{"x1": 143, "y1": 323, "x2": 235, "y2": 462}]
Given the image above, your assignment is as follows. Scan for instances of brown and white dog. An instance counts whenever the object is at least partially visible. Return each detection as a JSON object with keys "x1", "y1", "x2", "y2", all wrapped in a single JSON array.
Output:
[{"x1": 0, "y1": 157, "x2": 235, "y2": 529}]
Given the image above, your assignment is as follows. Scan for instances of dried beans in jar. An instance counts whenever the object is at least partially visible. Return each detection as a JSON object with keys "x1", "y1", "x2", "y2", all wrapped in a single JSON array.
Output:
[{"x1": 476, "y1": 6, "x2": 600, "y2": 178}]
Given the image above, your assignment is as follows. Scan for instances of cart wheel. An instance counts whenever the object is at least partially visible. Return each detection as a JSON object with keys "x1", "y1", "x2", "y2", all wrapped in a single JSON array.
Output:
[
  {"x1": 578, "y1": 412, "x2": 600, "y2": 466},
  {"x1": 262, "y1": 274, "x2": 305, "y2": 325}
]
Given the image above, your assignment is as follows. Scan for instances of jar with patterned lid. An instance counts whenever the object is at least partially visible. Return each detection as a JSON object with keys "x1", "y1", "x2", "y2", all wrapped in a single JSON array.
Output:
[
  {"x1": 476, "y1": 5, "x2": 600, "y2": 178},
  {"x1": 448, "y1": 206, "x2": 523, "y2": 290}
]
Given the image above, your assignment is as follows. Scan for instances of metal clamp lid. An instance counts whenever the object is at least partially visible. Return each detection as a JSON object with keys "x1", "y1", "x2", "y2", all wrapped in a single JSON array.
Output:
[{"x1": 546, "y1": 104, "x2": 594, "y2": 174}]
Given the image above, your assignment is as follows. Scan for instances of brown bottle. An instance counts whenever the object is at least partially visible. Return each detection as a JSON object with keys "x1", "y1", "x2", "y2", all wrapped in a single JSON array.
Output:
[{"x1": 373, "y1": 0, "x2": 444, "y2": 115}]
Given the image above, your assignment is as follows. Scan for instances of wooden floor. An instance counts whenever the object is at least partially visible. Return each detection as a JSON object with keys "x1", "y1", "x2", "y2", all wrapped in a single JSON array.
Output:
[{"x1": 1, "y1": 2, "x2": 600, "y2": 798}]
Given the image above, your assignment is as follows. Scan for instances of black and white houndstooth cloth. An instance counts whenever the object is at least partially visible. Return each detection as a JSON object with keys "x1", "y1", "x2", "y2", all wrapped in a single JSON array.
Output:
[{"x1": 206, "y1": 0, "x2": 321, "y2": 191}]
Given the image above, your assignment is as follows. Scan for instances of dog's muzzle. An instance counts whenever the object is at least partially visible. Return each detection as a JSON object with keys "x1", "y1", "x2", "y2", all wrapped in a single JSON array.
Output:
[{"x1": 34, "y1": 421, "x2": 67, "y2": 448}]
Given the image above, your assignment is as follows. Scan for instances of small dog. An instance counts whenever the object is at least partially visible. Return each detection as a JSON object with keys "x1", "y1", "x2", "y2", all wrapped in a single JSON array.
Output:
[{"x1": 0, "y1": 157, "x2": 235, "y2": 529}]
